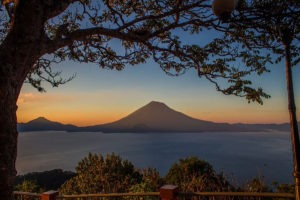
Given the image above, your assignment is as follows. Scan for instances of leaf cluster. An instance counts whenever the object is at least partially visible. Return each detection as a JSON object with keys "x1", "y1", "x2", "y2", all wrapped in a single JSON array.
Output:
[
  {"x1": 15, "y1": 169, "x2": 76, "y2": 191},
  {"x1": 25, "y1": 58, "x2": 75, "y2": 92},
  {"x1": 59, "y1": 154, "x2": 232, "y2": 195},
  {"x1": 165, "y1": 156, "x2": 232, "y2": 192},
  {"x1": 218, "y1": 0, "x2": 300, "y2": 66},
  {"x1": 16, "y1": 154, "x2": 295, "y2": 195},
  {"x1": 1, "y1": 0, "x2": 294, "y2": 104},
  {"x1": 59, "y1": 153, "x2": 142, "y2": 194},
  {"x1": 15, "y1": 180, "x2": 43, "y2": 194}
]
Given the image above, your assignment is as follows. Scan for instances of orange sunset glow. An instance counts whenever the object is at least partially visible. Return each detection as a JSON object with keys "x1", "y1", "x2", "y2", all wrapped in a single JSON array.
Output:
[{"x1": 17, "y1": 60, "x2": 299, "y2": 127}]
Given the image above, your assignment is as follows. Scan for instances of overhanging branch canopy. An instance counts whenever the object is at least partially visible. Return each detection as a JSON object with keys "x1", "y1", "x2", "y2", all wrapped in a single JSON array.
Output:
[{"x1": 0, "y1": 0, "x2": 277, "y2": 104}]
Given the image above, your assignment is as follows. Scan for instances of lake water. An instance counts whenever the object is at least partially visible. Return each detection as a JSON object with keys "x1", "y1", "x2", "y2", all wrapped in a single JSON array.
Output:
[{"x1": 17, "y1": 131, "x2": 294, "y2": 185}]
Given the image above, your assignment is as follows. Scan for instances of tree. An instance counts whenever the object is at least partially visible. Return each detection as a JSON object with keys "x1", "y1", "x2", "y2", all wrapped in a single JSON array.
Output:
[
  {"x1": 273, "y1": 182, "x2": 295, "y2": 194},
  {"x1": 165, "y1": 157, "x2": 232, "y2": 192},
  {"x1": 210, "y1": 0, "x2": 300, "y2": 198},
  {"x1": 14, "y1": 180, "x2": 43, "y2": 200},
  {"x1": 59, "y1": 153, "x2": 142, "y2": 194},
  {"x1": 14, "y1": 180, "x2": 42, "y2": 193},
  {"x1": 0, "y1": 1, "x2": 273, "y2": 199},
  {"x1": 15, "y1": 169, "x2": 76, "y2": 191},
  {"x1": 130, "y1": 168, "x2": 163, "y2": 193},
  {"x1": 245, "y1": 177, "x2": 271, "y2": 193}
]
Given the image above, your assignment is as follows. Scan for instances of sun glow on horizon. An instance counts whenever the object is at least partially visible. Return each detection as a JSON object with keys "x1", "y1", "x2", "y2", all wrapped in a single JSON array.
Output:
[{"x1": 17, "y1": 90, "x2": 295, "y2": 126}]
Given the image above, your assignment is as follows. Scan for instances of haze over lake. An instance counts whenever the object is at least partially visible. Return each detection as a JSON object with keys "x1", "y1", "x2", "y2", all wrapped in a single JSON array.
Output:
[{"x1": 17, "y1": 131, "x2": 293, "y2": 185}]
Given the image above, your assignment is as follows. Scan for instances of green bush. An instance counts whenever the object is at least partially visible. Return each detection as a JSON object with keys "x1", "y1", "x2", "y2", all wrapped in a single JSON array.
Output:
[
  {"x1": 60, "y1": 153, "x2": 143, "y2": 194},
  {"x1": 165, "y1": 156, "x2": 233, "y2": 192}
]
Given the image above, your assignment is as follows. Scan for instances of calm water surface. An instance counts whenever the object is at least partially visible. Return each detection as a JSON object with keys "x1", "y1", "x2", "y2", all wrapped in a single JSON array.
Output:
[{"x1": 17, "y1": 131, "x2": 293, "y2": 184}]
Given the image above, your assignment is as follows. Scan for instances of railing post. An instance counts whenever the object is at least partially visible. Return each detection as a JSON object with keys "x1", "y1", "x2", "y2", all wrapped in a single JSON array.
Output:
[
  {"x1": 41, "y1": 191, "x2": 59, "y2": 200},
  {"x1": 160, "y1": 185, "x2": 178, "y2": 200}
]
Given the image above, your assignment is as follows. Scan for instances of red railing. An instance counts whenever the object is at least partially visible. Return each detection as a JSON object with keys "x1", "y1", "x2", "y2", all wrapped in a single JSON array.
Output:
[{"x1": 14, "y1": 185, "x2": 295, "y2": 200}]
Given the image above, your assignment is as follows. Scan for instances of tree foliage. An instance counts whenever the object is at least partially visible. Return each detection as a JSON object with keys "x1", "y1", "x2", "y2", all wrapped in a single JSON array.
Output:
[
  {"x1": 204, "y1": 0, "x2": 300, "y2": 104},
  {"x1": 60, "y1": 154, "x2": 233, "y2": 194},
  {"x1": 14, "y1": 180, "x2": 42, "y2": 194},
  {"x1": 15, "y1": 154, "x2": 295, "y2": 195},
  {"x1": 59, "y1": 153, "x2": 143, "y2": 194},
  {"x1": 165, "y1": 156, "x2": 232, "y2": 192},
  {"x1": 245, "y1": 177, "x2": 271, "y2": 193},
  {"x1": 130, "y1": 168, "x2": 163, "y2": 193},
  {"x1": 15, "y1": 169, "x2": 76, "y2": 191},
  {"x1": 0, "y1": 0, "x2": 274, "y2": 103},
  {"x1": 218, "y1": 0, "x2": 300, "y2": 64},
  {"x1": 273, "y1": 182, "x2": 295, "y2": 194}
]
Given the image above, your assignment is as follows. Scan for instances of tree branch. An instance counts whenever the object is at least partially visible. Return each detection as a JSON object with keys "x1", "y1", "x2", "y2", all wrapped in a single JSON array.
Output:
[
  {"x1": 115, "y1": 1, "x2": 211, "y2": 31},
  {"x1": 42, "y1": 0, "x2": 78, "y2": 20}
]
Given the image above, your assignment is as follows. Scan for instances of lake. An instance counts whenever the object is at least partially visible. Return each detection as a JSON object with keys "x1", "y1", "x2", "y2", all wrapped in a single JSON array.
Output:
[{"x1": 17, "y1": 131, "x2": 293, "y2": 185}]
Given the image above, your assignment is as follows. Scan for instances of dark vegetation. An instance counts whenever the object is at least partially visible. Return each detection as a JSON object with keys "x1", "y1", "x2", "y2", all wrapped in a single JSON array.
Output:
[
  {"x1": 15, "y1": 169, "x2": 76, "y2": 192},
  {"x1": 14, "y1": 153, "x2": 294, "y2": 195}
]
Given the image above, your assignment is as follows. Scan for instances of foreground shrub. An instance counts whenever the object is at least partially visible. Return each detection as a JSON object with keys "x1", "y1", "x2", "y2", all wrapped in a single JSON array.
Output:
[
  {"x1": 60, "y1": 153, "x2": 142, "y2": 194},
  {"x1": 165, "y1": 156, "x2": 233, "y2": 192}
]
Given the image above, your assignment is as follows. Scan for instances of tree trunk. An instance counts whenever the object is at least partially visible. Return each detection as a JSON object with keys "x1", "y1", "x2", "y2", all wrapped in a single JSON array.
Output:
[
  {"x1": 0, "y1": 2, "x2": 70, "y2": 199},
  {"x1": 0, "y1": 3, "x2": 52, "y2": 198},
  {"x1": 0, "y1": 38, "x2": 40, "y2": 200},
  {"x1": 284, "y1": 44, "x2": 300, "y2": 200},
  {"x1": 0, "y1": 76, "x2": 20, "y2": 200}
]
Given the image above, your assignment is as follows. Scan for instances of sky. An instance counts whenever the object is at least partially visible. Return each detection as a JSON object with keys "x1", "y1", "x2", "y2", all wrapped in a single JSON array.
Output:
[
  {"x1": 17, "y1": 51, "x2": 300, "y2": 126},
  {"x1": 15, "y1": 2, "x2": 300, "y2": 127}
]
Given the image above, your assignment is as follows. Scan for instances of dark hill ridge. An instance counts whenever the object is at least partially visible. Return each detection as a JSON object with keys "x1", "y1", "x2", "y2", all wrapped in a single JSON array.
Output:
[
  {"x1": 18, "y1": 101, "x2": 294, "y2": 132},
  {"x1": 18, "y1": 117, "x2": 78, "y2": 132}
]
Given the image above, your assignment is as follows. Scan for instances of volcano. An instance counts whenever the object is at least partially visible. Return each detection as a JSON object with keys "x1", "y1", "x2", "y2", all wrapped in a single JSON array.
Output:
[{"x1": 83, "y1": 101, "x2": 252, "y2": 132}]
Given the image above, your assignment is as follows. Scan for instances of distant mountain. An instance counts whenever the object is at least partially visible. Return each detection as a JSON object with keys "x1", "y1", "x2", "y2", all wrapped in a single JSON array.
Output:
[
  {"x1": 18, "y1": 101, "x2": 294, "y2": 133},
  {"x1": 18, "y1": 117, "x2": 78, "y2": 132},
  {"x1": 83, "y1": 101, "x2": 216, "y2": 132},
  {"x1": 81, "y1": 101, "x2": 264, "y2": 132}
]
